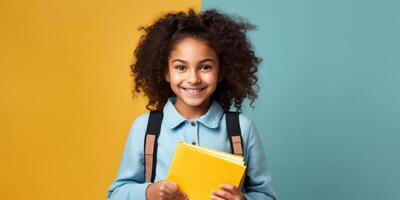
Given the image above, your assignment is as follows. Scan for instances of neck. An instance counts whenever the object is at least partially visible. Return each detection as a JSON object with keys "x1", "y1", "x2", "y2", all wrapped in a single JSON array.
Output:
[{"x1": 174, "y1": 98, "x2": 211, "y2": 120}]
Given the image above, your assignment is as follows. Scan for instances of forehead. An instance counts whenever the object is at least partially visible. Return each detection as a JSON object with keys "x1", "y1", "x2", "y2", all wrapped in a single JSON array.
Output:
[{"x1": 168, "y1": 38, "x2": 218, "y2": 61}]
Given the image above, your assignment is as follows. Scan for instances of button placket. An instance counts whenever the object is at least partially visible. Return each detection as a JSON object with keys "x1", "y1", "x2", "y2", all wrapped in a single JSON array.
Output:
[{"x1": 187, "y1": 120, "x2": 198, "y2": 145}]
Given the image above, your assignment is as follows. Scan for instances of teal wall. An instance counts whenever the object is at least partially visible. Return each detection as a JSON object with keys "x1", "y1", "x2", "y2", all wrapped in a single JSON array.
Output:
[{"x1": 202, "y1": 1, "x2": 400, "y2": 199}]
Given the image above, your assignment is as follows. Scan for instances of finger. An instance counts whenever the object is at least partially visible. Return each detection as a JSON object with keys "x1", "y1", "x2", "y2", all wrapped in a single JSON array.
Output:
[
  {"x1": 211, "y1": 194, "x2": 226, "y2": 200},
  {"x1": 159, "y1": 192, "x2": 176, "y2": 200},
  {"x1": 219, "y1": 184, "x2": 240, "y2": 194},
  {"x1": 212, "y1": 189, "x2": 234, "y2": 200},
  {"x1": 174, "y1": 184, "x2": 188, "y2": 200},
  {"x1": 164, "y1": 182, "x2": 187, "y2": 199},
  {"x1": 158, "y1": 181, "x2": 177, "y2": 197}
]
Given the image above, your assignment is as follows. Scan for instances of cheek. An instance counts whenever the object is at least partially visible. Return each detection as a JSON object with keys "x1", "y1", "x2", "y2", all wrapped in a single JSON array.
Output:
[
  {"x1": 168, "y1": 73, "x2": 183, "y2": 85},
  {"x1": 203, "y1": 73, "x2": 219, "y2": 85}
]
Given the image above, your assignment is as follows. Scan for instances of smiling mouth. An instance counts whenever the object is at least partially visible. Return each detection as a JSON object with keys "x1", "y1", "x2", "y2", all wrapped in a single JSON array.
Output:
[{"x1": 182, "y1": 87, "x2": 205, "y2": 95}]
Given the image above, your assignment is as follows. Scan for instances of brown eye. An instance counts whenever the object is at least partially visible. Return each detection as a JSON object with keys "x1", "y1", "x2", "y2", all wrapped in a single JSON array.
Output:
[
  {"x1": 200, "y1": 65, "x2": 211, "y2": 70},
  {"x1": 175, "y1": 65, "x2": 186, "y2": 70}
]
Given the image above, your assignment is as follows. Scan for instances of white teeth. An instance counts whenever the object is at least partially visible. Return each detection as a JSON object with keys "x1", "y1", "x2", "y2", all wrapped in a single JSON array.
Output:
[{"x1": 184, "y1": 88, "x2": 203, "y2": 95}]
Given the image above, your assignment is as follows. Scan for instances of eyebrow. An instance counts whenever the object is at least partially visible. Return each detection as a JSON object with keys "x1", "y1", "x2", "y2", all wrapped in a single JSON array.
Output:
[{"x1": 172, "y1": 58, "x2": 215, "y2": 64}]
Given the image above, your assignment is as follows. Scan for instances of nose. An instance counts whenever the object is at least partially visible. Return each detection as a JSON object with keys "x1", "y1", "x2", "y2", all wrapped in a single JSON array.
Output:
[{"x1": 187, "y1": 69, "x2": 201, "y2": 84}]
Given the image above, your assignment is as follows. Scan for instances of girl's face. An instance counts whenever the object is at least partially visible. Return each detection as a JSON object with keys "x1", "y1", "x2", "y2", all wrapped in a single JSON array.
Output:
[{"x1": 166, "y1": 37, "x2": 221, "y2": 113}]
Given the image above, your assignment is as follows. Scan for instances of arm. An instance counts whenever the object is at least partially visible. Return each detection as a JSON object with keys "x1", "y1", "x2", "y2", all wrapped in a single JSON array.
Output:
[
  {"x1": 107, "y1": 115, "x2": 151, "y2": 200},
  {"x1": 242, "y1": 121, "x2": 277, "y2": 200}
]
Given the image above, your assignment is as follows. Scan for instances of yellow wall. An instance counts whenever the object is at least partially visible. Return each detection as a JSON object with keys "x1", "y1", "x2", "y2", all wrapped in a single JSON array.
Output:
[{"x1": 0, "y1": 0, "x2": 200, "y2": 199}]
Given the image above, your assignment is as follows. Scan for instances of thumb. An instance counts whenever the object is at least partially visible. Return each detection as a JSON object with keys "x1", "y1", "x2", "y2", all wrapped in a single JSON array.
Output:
[{"x1": 170, "y1": 182, "x2": 188, "y2": 199}]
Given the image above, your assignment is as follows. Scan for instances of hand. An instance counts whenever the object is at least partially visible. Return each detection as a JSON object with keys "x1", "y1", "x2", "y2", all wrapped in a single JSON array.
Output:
[
  {"x1": 211, "y1": 184, "x2": 244, "y2": 200},
  {"x1": 146, "y1": 180, "x2": 188, "y2": 200}
]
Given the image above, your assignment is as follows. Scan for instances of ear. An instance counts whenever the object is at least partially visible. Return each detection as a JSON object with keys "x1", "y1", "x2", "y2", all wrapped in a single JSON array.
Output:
[{"x1": 164, "y1": 70, "x2": 170, "y2": 82}]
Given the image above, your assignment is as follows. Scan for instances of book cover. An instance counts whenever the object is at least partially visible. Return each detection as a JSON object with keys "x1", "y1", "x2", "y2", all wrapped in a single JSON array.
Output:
[{"x1": 167, "y1": 142, "x2": 246, "y2": 200}]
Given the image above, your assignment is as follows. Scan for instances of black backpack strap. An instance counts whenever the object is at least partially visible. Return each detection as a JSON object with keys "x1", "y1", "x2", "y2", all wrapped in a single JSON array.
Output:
[
  {"x1": 144, "y1": 111, "x2": 163, "y2": 183},
  {"x1": 225, "y1": 111, "x2": 244, "y2": 157},
  {"x1": 226, "y1": 111, "x2": 248, "y2": 190}
]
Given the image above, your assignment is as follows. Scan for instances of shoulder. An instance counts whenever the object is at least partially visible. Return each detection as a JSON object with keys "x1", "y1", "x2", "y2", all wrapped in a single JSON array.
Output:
[
  {"x1": 237, "y1": 112, "x2": 254, "y2": 131},
  {"x1": 224, "y1": 112, "x2": 255, "y2": 140},
  {"x1": 224, "y1": 112, "x2": 254, "y2": 133},
  {"x1": 131, "y1": 112, "x2": 151, "y2": 129},
  {"x1": 236, "y1": 112, "x2": 258, "y2": 146},
  {"x1": 126, "y1": 112, "x2": 151, "y2": 145},
  {"x1": 229, "y1": 112, "x2": 255, "y2": 137}
]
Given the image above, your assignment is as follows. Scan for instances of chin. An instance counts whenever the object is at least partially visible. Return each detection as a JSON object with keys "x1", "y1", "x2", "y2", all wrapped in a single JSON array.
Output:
[
  {"x1": 184, "y1": 99, "x2": 207, "y2": 107},
  {"x1": 180, "y1": 97, "x2": 209, "y2": 108}
]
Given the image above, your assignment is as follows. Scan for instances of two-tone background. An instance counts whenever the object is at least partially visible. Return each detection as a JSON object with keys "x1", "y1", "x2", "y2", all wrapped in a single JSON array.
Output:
[{"x1": 1, "y1": 0, "x2": 399, "y2": 199}]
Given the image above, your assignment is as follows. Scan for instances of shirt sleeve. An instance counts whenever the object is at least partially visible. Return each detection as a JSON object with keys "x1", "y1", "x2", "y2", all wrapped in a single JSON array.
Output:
[
  {"x1": 242, "y1": 120, "x2": 277, "y2": 200},
  {"x1": 107, "y1": 114, "x2": 151, "y2": 200}
]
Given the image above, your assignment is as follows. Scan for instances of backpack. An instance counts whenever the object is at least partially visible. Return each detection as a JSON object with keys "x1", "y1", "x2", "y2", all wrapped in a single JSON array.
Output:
[{"x1": 144, "y1": 110, "x2": 245, "y2": 183}]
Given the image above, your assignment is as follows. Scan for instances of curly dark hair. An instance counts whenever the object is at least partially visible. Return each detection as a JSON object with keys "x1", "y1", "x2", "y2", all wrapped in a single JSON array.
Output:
[{"x1": 130, "y1": 8, "x2": 261, "y2": 112}]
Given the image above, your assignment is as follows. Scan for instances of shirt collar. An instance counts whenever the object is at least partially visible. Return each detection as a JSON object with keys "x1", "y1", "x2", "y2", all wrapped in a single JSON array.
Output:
[{"x1": 163, "y1": 96, "x2": 224, "y2": 129}]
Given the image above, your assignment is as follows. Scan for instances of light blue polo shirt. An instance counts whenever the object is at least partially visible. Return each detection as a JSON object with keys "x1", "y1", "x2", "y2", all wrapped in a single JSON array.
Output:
[{"x1": 107, "y1": 97, "x2": 276, "y2": 200}]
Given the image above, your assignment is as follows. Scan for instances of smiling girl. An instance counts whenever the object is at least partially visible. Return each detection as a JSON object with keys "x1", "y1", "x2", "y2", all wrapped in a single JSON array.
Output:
[{"x1": 107, "y1": 8, "x2": 277, "y2": 200}]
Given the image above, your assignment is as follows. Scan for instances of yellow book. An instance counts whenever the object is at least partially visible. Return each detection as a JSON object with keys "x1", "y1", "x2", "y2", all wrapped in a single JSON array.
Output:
[{"x1": 167, "y1": 142, "x2": 246, "y2": 200}]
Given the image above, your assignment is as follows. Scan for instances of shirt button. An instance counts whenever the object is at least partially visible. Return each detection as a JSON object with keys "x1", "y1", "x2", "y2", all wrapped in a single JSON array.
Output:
[{"x1": 190, "y1": 121, "x2": 196, "y2": 126}]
